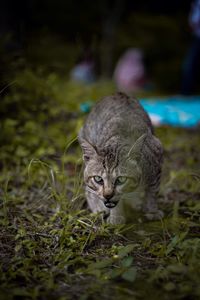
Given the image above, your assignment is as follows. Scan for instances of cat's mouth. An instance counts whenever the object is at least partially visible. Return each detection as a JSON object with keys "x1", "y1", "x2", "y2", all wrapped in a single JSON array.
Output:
[{"x1": 104, "y1": 201, "x2": 117, "y2": 208}]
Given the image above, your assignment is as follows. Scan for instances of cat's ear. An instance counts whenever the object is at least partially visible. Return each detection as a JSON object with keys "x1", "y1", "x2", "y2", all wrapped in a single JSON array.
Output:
[
  {"x1": 127, "y1": 132, "x2": 149, "y2": 159},
  {"x1": 79, "y1": 138, "x2": 97, "y2": 162}
]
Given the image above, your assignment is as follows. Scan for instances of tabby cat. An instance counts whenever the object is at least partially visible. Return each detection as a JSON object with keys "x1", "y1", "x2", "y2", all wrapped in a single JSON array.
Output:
[{"x1": 78, "y1": 92, "x2": 163, "y2": 224}]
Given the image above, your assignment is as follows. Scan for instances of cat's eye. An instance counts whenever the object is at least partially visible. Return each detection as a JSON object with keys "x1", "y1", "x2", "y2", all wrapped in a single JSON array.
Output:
[
  {"x1": 115, "y1": 176, "x2": 127, "y2": 185},
  {"x1": 94, "y1": 176, "x2": 104, "y2": 185}
]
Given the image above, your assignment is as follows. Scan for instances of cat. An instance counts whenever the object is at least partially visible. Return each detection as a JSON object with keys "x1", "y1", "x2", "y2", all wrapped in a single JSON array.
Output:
[{"x1": 78, "y1": 92, "x2": 163, "y2": 224}]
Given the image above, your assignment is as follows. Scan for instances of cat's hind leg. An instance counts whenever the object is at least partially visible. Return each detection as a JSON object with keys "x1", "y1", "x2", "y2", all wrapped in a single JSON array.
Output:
[{"x1": 142, "y1": 135, "x2": 164, "y2": 220}]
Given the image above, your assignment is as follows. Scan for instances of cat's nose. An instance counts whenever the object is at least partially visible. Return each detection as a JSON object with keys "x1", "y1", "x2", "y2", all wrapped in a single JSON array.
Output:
[{"x1": 104, "y1": 193, "x2": 114, "y2": 201}]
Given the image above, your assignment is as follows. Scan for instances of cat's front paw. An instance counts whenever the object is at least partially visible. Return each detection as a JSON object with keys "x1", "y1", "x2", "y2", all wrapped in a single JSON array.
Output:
[{"x1": 144, "y1": 209, "x2": 164, "y2": 221}]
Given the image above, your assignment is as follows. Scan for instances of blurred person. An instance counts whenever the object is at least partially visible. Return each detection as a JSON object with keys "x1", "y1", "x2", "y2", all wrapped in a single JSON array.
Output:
[
  {"x1": 181, "y1": 0, "x2": 200, "y2": 95},
  {"x1": 70, "y1": 48, "x2": 96, "y2": 84},
  {"x1": 113, "y1": 48, "x2": 146, "y2": 93}
]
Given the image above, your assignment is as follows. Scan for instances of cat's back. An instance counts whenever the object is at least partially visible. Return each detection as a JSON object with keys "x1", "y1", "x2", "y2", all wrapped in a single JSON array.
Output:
[
  {"x1": 80, "y1": 92, "x2": 153, "y2": 146},
  {"x1": 92, "y1": 92, "x2": 145, "y2": 117}
]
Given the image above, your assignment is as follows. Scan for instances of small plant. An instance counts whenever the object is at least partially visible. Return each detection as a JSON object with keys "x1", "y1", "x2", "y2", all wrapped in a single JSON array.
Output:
[{"x1": 0, "y1": 72, "x2": 200, "y2": 300}]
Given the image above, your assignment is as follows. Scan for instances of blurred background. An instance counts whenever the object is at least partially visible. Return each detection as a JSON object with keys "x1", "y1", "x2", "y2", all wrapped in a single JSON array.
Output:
[
  {"x1": 0, "y1": 0, "x2": 196, "y2": 92},
  {"x1": 0, "y1": 0, "x2": 200, "y2": 165},
  {"x1": 1, "y1": 3, "x2": 200, "y2": 300}
]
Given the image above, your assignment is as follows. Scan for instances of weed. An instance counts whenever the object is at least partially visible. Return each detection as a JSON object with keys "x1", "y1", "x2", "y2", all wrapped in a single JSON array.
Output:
[{"x1": 0, "y1": 71, "x2": 200, "y2": 300}]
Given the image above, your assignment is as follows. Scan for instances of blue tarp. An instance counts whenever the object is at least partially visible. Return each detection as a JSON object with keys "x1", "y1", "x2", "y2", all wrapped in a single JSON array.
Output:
[
  {"x1": 140, "y1": 96, "x2": 200, "y2": 127},
  {"x1": 80, "y1": 96, "x2": 200, "y2": 127}
]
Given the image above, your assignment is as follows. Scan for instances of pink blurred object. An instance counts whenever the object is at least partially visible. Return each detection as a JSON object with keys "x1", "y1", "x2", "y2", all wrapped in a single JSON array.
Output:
[{"x1": 113, "y1": 48, "x2": 146, "y2": 93}]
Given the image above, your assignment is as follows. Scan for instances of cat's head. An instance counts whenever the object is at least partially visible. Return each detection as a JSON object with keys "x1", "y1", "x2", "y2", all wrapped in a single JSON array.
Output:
[{"x1": 79, "y1": 134, "x2": 147, "y2": 209}]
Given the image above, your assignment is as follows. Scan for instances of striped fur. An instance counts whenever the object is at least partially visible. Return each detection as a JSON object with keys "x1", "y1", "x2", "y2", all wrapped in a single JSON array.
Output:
[{"x1": 78, "y1": 92, "x2": 163, "y2": 224}]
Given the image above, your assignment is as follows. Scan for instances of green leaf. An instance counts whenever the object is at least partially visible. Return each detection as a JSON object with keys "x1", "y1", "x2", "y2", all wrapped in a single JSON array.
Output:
[
  {"x1": 109, "y1": 268, "x2": 124, "y2": 279},
  {"x1": 122, "y1": 267, "x2": 137, "y2": 282},
  {"x1": 163, "y1": 282, "x2": 176, "y2": 292},
  {"x1": 166, "y1": 232, "x2": 188, "y2": 255},
  {"x1": 87, "y1": 258, "x2": 114, "y2": 270},
  {"x1": 121, "y1": 256, "x2": 134, "y2": 268},
  {"x1": 118, "y1": 244, "x2": 135, "y2": 258}
]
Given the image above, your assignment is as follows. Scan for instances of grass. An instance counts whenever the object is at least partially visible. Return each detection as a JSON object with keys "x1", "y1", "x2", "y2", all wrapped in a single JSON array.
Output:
[{"x1": 0, "y1": 70, "x2": 200, "y2": 300}]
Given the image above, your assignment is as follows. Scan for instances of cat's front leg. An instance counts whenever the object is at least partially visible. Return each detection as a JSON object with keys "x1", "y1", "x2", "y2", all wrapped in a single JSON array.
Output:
[
  {"x1": 106, "y1": 200, "x2": 126, "y2": 224},
  {"x1": 143, "y1": 191, "x2": 163, "y2": 220}
]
